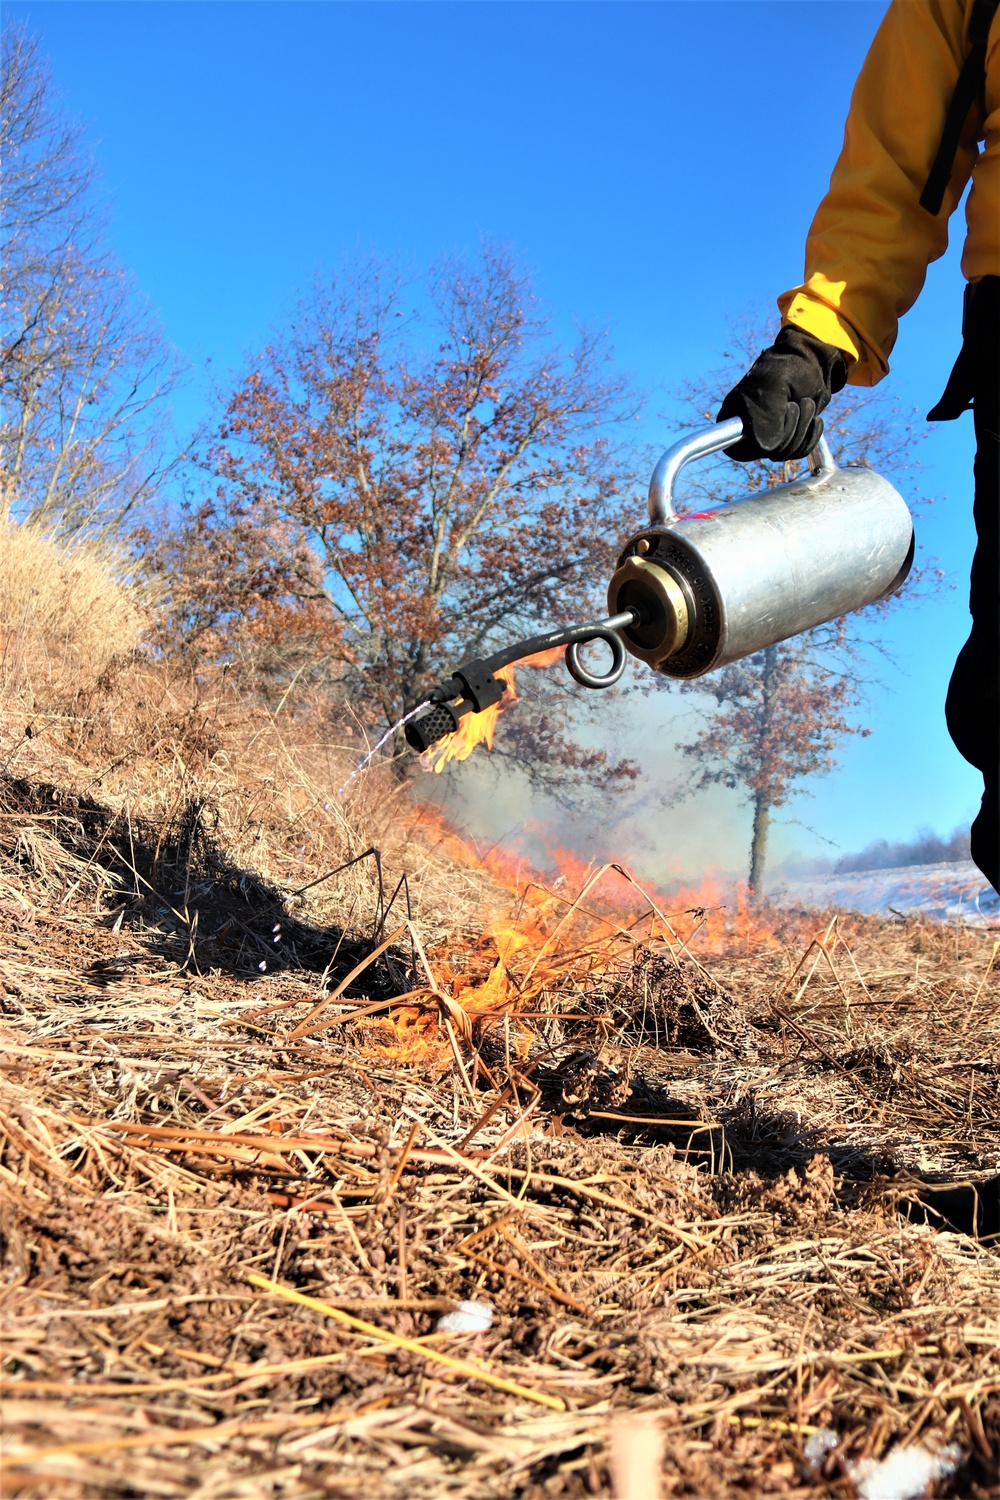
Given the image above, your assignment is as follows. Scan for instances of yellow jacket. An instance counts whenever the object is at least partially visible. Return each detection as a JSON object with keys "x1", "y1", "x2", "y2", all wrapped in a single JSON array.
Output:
[{"x1": 779, "y1": 0, "x2": 1000, "y2": 385}]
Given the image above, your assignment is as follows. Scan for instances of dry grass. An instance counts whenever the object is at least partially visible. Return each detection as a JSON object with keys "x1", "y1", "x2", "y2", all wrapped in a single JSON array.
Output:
[
  {"x1": 0, "y1": 523, "x2": 149, "y2": 705},
  {"x1": 1, "y1": 644, "x2": 999, "y2": 1498}
]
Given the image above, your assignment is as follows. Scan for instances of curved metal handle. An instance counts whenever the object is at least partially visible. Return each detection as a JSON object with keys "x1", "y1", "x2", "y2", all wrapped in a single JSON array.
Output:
[{"x1": 647, "y1": 417, "x2": 836, "y2": 526}]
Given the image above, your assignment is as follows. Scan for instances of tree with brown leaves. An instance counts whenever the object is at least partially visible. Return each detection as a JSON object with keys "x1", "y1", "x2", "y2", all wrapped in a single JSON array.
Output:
[{"x1": 161, "y1": 246, "x2": 641, "y2": 790}]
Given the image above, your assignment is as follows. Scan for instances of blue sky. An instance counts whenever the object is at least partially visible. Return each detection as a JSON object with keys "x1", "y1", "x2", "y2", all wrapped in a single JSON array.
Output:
[{"x1": 11, "y1": 0, "x2": 983, "y2": 875}]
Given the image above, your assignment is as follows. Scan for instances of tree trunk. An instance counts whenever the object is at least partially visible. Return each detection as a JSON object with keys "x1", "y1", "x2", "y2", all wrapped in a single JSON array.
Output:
[
  {"x1": 748, "y1": 642, "x2": 777, "y2": 901},
  {"x1": 748, "y1": 793, "x2": 770, "y2": 901}
]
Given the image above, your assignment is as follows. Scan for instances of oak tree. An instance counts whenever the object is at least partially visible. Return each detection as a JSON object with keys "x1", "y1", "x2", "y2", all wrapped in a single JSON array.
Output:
[
  {"x1": 162, "y1": 245, "x2": 642, "y2": 789},
  {"x1": 680, "y1": 634, "x2": 871, "y2": 897}
]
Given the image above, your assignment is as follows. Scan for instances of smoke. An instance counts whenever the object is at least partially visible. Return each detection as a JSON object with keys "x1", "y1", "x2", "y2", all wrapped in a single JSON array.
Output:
[
  {"x1": 417, "y1": 725, "x2": 754, "y2": 890},
  {"x1": 418, "y1": 749, "x2": 977, "y2": 895},
  {"x1": 409, "y1": 681, "x2": 976, "y2": 889}
]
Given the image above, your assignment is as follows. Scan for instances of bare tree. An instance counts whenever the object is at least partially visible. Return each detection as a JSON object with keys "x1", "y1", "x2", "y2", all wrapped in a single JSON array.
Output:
[
  {"x1": 155, "y1": 245, "x2": 642, "y2": 790},
  {"x1": 0, "y1": 23, "x2": 179, "y2": 536},
  {"x1": 672, "y1": 315, "x2": 930, "y2": 897}
]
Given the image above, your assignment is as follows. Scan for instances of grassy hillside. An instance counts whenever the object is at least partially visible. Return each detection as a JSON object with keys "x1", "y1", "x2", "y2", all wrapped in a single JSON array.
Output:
[{"x1": 1, "y1": 525, "x2": 998, "y2": 1498}]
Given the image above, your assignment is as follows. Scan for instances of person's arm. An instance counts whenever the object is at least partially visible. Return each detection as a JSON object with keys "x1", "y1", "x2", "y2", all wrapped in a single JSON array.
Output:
[{"x1": 779, "y1": 0, "x2": 978, "y2": 386}]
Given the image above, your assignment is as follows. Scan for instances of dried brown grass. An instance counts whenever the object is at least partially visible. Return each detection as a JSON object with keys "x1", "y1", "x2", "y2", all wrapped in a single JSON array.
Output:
[
  {"x1": 0, "y1": 523, "x2": 149, "y2": 704},
  {"x1": 1, "y1": 634, "x2": 999, "y2": 1499}
]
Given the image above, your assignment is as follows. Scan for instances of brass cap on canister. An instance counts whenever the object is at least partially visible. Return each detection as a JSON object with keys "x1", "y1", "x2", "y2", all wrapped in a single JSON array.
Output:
[{"x1": 607, "y1": 554, "x2": 690, "y2": 668}]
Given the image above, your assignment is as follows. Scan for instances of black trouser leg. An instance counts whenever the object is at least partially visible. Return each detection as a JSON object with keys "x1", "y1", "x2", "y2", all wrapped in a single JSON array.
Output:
[
  {"x1": 902, "y1": 289, "x2": 1000, "y2": 1236},
  {"x1": 943, "y1": 294, "x2": 1000, "y2": 893}
]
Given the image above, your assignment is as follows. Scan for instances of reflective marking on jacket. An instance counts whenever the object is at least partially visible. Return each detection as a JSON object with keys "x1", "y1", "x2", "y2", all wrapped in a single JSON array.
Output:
[{"x1": 777, "y1": 0, "x2": 999, "y2": 386}]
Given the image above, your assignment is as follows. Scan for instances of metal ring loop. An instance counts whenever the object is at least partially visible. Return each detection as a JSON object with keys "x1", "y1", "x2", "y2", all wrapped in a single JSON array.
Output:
[{"x1": 564, "y1": 629, "x2": 627, "y2": 690}]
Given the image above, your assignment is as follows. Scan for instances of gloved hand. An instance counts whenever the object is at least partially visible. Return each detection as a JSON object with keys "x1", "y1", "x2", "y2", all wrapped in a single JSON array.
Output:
[{"x1": 716, "y1": 325, "x2": 848, "y2": 462}]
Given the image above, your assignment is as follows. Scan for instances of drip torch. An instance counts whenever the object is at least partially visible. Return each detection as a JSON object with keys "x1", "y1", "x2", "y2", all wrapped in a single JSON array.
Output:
[
  {"x1": 405, "y1": 415, "x2": 914, "y2": 754},
  {"x1": 403, "y1": 612, "x2": 636, "y2": 754}
]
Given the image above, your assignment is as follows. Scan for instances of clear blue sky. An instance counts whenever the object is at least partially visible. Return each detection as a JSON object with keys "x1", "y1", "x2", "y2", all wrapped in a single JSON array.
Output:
[{"x1": 11, "y1": 0, "x2": 983, "y2": 872}]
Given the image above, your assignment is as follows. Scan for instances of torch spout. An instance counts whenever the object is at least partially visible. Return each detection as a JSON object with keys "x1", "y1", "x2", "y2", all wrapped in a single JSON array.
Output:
[
  {"x1": 404, "y1": 609, "x2": 639, "y2": 753},
  {"x1": 477, "y1": 610, "x2": 638, "y2": 686}
]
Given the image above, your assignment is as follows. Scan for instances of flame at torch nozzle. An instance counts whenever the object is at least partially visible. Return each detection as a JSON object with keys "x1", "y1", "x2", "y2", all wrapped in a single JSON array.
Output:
[
  {"x1": 419, "y1": 648, "x2": 564, "y2": 772},
  {"x1": 403, "y1": 610, "x2": 639, "y2": 760}
]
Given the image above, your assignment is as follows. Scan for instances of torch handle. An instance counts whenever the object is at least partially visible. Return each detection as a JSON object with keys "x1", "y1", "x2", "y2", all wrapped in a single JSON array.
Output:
[{"x1": 647, "y1": 417, "x2": 836, "y2": 526}]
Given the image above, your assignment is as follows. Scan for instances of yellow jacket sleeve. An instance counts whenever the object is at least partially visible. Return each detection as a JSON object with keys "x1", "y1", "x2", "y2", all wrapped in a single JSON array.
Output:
[{"x1": 778, "y1": 0, "x2": 982, "y2": 386}]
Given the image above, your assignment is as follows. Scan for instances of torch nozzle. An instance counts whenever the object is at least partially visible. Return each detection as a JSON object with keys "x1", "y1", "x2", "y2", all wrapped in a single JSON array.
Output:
[{"x1": 404, "y1": 610, "x2": 638, "y2": 753}]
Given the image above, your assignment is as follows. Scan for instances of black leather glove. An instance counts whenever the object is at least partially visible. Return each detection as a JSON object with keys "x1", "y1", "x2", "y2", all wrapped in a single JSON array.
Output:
[{"x1": 716, "y1": 325, "x2": 848, "y2": 462}]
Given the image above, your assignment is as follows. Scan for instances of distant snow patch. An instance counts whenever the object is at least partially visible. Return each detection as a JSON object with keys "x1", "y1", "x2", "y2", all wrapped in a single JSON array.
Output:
[{"x1": 770, "y1": 860, "x2": 998, "y2": 926}]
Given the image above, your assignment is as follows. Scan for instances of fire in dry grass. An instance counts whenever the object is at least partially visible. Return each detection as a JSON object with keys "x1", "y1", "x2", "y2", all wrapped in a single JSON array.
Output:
[
  {"x1": 395, "y1": 801, "x2": 798, "y2": 1060},
  {"x1": 400, "y1": 641, "x2": 792, "y2": 1035},
  {"x1": 419, "y1": 646, "x2": 565, "y2": 773}
]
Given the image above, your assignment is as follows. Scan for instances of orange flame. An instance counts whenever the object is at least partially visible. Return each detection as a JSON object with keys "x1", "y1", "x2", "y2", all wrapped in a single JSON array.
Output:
[
  {"x1": 358, "y1": 797, "x2": 809, "y2": 1070},
  {"x1": 358, "y1": 652, "x2": 814, "y2": 1067},
  {"x1": 405, "y1": 802, "x2": 792, "y2": 1019},
  {"x1": 420, "y1": 646, "x2": 565, "y2": 774}
]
